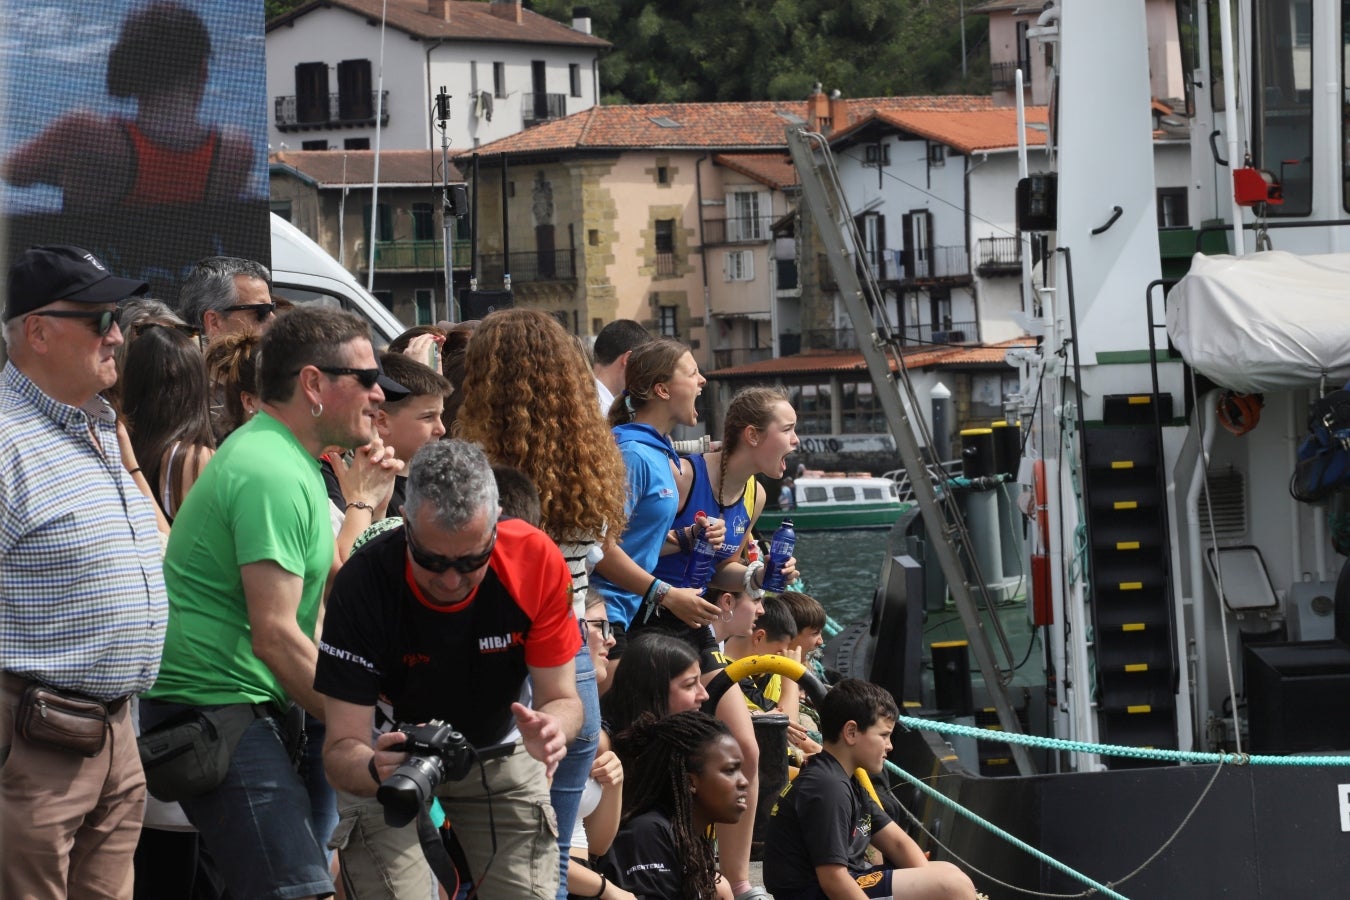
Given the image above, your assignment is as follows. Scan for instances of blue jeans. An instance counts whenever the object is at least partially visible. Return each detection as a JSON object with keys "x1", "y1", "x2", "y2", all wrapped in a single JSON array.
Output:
[
  {"x1": 300, "y1": 712, "x2": 339, "y2": 860},
  {"x1": 549, "y1": 641, "x2": 600, "y2": 900},
  {"x1": 139, "y1": 699, "x2": 332, "y2": 900}
]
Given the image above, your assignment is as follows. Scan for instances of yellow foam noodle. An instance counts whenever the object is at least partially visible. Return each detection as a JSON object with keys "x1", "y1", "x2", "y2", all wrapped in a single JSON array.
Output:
[
  {"x1": 1125, "y1": 663, "x2": 1148, "y2": 673},
  {"x1": 1127, "y1": 704, "x2": 1152, "y2": 714},
  {"x1": 1127, "y1": 396, "x2": 1150, "y2": 405},
  {"x1": 1116, "y1": 540, "x2": 1140, "y2": 550},
  {"x1": 1111, "y1": 460, "x2": 1134, "y2": 469},
  {"x1": 1114, "y1": 500, "x2": 1138, "y2": 510},
  {"x1": 1119, "y1": 581, "x2": 1143, "y2": 591},
  {"x1": 1122, "y1": 623, "x2": 1146, "y2": 632}
]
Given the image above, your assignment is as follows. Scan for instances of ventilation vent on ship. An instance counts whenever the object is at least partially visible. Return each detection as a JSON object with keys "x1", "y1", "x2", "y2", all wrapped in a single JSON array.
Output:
[{"x1": 1199, "y1": 466, "x2": 1246, "y2": 541}]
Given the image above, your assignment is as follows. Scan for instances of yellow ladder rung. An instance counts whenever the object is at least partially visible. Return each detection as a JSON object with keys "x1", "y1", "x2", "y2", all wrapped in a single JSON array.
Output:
[
  {"x1": 1114, "y1": 500, "x2": 1138, "y2": 510},
  {"x1": 1116, "y1": 540, "x2": 1140, "y2": 550},
  {"x1": 1111, "y1": 460, "x2": 1134, "y2": 469},
  {"x1": 1126, "y1": 704, "x2": 1152, "y2": 714},
  {"x1": 1122, "y1": 623, "x2": 1146, "y2": 632},
  {"x1": 1119, "y1": 581, "x2": 1143, "y2": 591},
  {"x1": 1125, "y1": 663, "x2": 1148, "y2": 673}
]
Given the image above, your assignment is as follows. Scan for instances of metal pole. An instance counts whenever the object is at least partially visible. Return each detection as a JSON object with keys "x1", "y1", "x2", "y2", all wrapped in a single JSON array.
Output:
[
  {"x1": 501, "y1": 156, "x2": 510, "y2": 290},
  {"x1": 365, "y1": 0, "x2": 389, "y2": 292},
  {"x1": 436, "y1": 86, "x2": 455, "y2": 324}
]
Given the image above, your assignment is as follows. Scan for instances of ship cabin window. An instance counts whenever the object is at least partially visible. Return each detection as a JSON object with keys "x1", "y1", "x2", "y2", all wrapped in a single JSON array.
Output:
[
  {"x1": 834, "y1": 486, "x2": 857, "y2": 502},
  {"x1": 863, "y1": 487, "x2": 884, "y2": 500},
  {"x1": 803, "y1": 487, "x2": 828, "y2": 503},
  {"x1": 1252, "y1": 0, "x2": 1312, "y2": 215}
]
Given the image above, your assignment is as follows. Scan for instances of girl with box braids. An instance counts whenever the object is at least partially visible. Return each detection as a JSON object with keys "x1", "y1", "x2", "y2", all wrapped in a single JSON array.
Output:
[{"x1": 606, "y1": 711, "x2": 747, "y2": 900}]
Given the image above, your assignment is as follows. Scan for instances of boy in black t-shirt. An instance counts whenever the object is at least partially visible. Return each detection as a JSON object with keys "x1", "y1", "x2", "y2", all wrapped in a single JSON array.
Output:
[{"x1": 762, "y1": 679, "x2": 977, "y2": 900}]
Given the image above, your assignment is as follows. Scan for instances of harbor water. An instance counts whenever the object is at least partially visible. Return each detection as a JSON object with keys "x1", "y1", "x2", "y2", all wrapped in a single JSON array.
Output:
[{"x1": 789, "y1": 528, "x2": 891, "y2": 625}]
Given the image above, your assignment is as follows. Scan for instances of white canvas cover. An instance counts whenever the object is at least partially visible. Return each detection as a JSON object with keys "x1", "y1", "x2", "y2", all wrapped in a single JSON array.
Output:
[{"x1": 1165, "y1": 251, "x2": 1350, "y2": 393}]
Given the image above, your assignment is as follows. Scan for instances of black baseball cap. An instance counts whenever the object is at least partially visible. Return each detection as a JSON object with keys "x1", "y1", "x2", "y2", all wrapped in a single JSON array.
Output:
[{"x1": 6, "y1": 245, "x2": 149, "y2": 321}]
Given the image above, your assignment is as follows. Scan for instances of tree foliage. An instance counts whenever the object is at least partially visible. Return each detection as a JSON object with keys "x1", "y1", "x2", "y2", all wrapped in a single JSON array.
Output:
[
  {"x1": 529, "y1": 0, "x2": 988, "y2": 103},
  {"x1": 261, "y1": 1, "x2": 987, "y2": 104}
]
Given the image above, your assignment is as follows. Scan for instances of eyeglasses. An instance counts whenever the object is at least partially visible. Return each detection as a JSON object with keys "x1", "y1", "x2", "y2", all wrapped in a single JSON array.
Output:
[
  {"x1": 221, "y1": 302, "x2": 277, "y2": 323},
  {"x1": 404, "y1": 520, "x2": 496, "y2": 574},
  {"x1": 294, "y1": 366, "x2": 382, "y2": 390},
  {"x1": 28, "y1": 308, "x2": 119, "y2": 336},
  {"x1": 585, "y1": 618, "x2": 613, "y2": 641}
]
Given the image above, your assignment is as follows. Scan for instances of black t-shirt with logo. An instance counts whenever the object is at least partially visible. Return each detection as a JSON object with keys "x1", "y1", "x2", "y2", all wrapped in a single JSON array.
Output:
[
  {"x1": 314, "y1": 517, "x2": 580, "y2": 748},
  {"x1": 763, "y1": 750, "x2": 894, "y2": 897},
  {"x1": 600, "y1": 809, "x2": 684, "y2": 900}
]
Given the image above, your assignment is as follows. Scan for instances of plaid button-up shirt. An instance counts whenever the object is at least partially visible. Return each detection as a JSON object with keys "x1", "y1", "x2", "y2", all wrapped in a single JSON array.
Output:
[{"x1": 0, "y1": 362, "x2": 166, "y2": 700}]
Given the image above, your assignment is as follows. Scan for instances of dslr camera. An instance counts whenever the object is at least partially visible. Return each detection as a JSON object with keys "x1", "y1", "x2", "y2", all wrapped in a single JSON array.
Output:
[{"x1": 376, "y1": 720, "x2": 474, "y2": 827}]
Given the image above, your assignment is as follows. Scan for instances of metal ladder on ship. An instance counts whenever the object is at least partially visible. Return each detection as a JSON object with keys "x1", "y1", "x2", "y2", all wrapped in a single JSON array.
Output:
[{"x1": 785, "y1": 127, "x2": 1035, "y2": 775}]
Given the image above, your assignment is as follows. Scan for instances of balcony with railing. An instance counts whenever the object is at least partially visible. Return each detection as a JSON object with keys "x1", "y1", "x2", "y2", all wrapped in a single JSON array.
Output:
[
  {"x1": 975, "y1": 236, "x2": 1021, "y2": 276},
  {"x1": 901, "y1": 319, "x2": 978, "y2": 345},
  {"x1": 702, "y1": 215, "x2": 774, "y2": 245},
  {"x1": 896, "y1": 245, "x2": 970, "y2": 284},
  {"x1": 713, "y1": 346, "x2": 774, "y2": 369},
  {"x1": 991, "y1": 60, "x2": 1030, "y2": 90},
  {"x1": 275, "y1": 91, "x2": 389, "y2": 131},
  {"x1": 522, "y1": 92, "x2": 566, "y2": 126},
  {"x1": 477, "y1": 249, "x2": 576, "y2": 285},
  {"x1": 803, "y1": 327, "x2": 860, "y2": 351},
  {"x1": 359, "y1": 240, "x2": 471, "y2": 272}
]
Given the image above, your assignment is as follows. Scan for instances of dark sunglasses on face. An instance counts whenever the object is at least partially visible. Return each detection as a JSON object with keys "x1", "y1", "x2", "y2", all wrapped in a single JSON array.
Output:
[
  {"x1": 405, "y1": 521, "x2": 496, "y2": 574},
  {"x1": 29, "y1": 308, "x2": 119, "y2": 336},
  {"x1": 585, "y1": 619, "x2": 613, "y2": 641},
  {"x1": 291, "y1": 365, "x2": 382, "y2": 390},
  {"x1": 221, "y1": 302, "x2": 277, "y2": 323}
]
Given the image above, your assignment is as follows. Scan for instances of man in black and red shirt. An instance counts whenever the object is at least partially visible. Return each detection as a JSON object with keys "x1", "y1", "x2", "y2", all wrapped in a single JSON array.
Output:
[{"x1": 318, "y1": 439, "x2": 582, "y2": 900}]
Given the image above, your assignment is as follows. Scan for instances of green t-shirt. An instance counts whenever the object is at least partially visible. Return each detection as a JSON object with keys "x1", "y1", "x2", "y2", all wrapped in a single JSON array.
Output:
[{"x1": 145, "y1": 412, "x2": 333, "y2": 708}]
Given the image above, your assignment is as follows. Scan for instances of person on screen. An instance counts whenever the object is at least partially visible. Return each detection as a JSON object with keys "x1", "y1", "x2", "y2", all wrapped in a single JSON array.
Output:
[{"x1": 2, "y1": 2, "x2": 252, "y2": 212}]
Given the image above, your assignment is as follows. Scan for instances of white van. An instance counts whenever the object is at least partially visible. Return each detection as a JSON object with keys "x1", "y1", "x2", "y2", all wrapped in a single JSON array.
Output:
[{"x1": 269, "y1": 213, "x2": 406, "y2": 345}]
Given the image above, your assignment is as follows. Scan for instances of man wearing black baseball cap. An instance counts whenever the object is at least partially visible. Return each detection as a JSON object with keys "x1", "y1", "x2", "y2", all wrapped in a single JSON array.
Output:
[{"x1": 1, "y1": 243, "x2": 166, "y2": 899}]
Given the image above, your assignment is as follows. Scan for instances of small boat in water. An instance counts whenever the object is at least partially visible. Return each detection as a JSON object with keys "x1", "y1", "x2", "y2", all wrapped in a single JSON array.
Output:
[{"x1": 758, "y1": 472, "x2": 912, "y2": 532}]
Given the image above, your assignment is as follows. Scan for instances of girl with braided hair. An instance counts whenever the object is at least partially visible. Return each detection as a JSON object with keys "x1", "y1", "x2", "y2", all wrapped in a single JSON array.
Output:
[{"x1": 603, "y1": 711, "x2": 748, "y2": 900}]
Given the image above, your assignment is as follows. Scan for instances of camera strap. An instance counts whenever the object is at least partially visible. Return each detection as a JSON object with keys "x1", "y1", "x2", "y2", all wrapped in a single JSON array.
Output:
[{"x1": 416, "y1": 805, "x2": 474, "y2": 896}]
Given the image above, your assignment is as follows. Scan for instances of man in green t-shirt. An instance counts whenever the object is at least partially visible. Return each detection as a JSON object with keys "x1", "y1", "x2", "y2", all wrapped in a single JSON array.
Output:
[{"x1": 142, "y1": 305, "x2": 401, "y2": 900}]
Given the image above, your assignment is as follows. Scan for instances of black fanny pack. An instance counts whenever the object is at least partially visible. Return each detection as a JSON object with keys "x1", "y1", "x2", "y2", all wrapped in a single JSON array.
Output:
[{"x1": 136, "y1": 704, "x2": 269, "y2": 802}]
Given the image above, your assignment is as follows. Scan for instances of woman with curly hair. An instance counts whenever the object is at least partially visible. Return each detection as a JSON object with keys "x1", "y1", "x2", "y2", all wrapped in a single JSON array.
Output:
[
  {"x1": 457, "y1": 308, "x2": 628, "y2": 900},
  {"x1": 604, "y1": 711, "x2": 746, "y2": 900}
]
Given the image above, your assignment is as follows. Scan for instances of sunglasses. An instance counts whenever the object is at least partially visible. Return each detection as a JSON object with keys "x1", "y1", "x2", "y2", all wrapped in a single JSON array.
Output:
[
  {"x1": 405, "y1": 520, "x2": 496, "y2": 574},
  {"x1": 221, "y1": 302, "x2": 277, "y2": 323},
  {"x1": 585, "y1": 618, "x2": 613, "y2": 641},
  {"x1": 294, "y1": 365, "x2": 382, "y2": 390},
  {"x1": 29, "y1": 308, "x2": 119, "y2": 336}
]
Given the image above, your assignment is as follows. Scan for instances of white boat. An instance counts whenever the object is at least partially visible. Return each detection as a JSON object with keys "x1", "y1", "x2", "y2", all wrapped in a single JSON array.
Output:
[
  {"x1": 789, "y1": 2, "x2": 1350, "y2": 896},
  {"x1": 758, "y1": 471, "x2": 913, "y2": 532}
]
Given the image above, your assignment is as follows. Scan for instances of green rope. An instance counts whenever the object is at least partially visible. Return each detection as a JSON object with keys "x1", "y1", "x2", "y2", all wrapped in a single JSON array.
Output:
[
  {"x1": 897, "y1": 714, "x2": 1350, "y2": 765},
  {"x1": 882, "y1": 757, "x2": 1130, "y2": 900}
]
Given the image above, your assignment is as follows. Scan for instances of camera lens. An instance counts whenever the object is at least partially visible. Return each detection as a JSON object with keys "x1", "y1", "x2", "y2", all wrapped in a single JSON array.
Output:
[{"x1": 376, "y1": 755, "x2": 445, "y2": 828}]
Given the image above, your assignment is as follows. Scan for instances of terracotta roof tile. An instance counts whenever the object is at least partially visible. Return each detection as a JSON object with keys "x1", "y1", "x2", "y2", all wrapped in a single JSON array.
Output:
[
  {"x1": 268, "y1": 0, "x2": 610, "y2": 48},
  {"x1": 269, "y1": 150, "x2": 462, "y2": 186},
  {"x1": 707, "y1": 337, "x2": 1034, "y2": 379},
  {"x1": 458, "y1": 95, "x2": 1000, "y2": 159},
  {"x1": 713, "y1": 153, "x2": 798, "y2": 190},
  {"x1": 832, "y1": 106, "x2": 1049, "y2": 155}
]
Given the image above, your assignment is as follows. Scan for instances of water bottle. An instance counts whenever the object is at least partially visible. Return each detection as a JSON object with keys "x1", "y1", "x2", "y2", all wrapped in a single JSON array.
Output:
[
  {"x1": 763, "y1": 519, "x2": 796, "y2": 593},
  {"x1": 680, "y1": 511, "x2": 719, "y2": 591}
]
